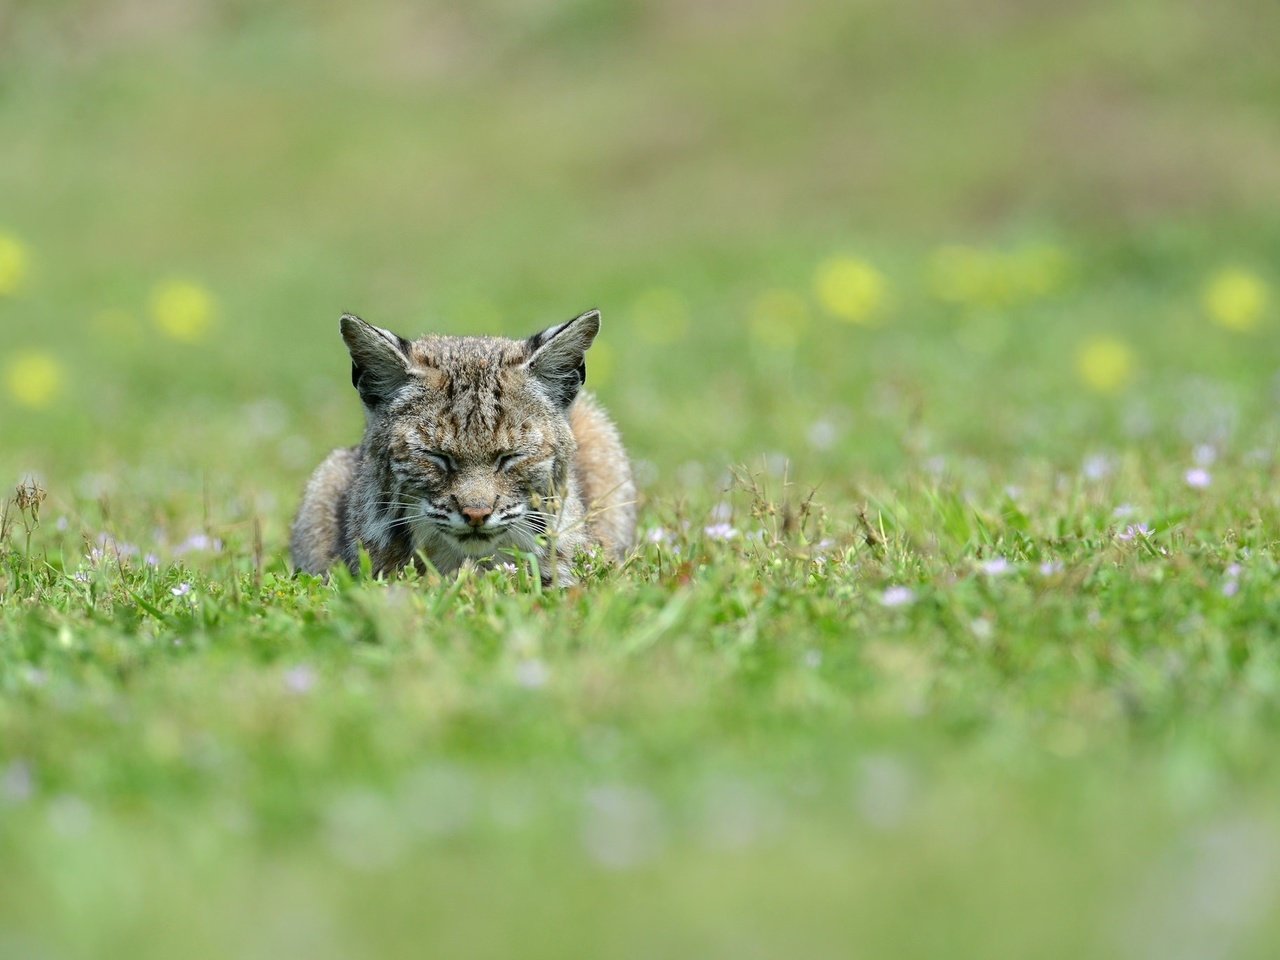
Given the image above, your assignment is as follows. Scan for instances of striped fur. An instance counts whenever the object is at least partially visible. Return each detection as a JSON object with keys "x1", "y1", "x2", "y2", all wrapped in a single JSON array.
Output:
[{"x1": 290, "y1": 310, "x2": 635, "y2": 585}]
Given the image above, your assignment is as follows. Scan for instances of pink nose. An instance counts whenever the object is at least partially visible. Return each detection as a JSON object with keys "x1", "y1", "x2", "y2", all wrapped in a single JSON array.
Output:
[{"x1": 461, "y1": 505, "x2": 493, "y2": 527}]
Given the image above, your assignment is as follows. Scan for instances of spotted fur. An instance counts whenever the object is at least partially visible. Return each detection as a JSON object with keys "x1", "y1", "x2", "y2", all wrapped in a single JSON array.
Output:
[{"x1": 290, "y1": 310, "x2": 635, "y2": 585}]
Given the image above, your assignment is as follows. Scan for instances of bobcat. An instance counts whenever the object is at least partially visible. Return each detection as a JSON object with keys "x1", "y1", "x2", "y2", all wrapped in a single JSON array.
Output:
[{"x1": 290, "y1": 310, "x2": 635, "y2": 585}]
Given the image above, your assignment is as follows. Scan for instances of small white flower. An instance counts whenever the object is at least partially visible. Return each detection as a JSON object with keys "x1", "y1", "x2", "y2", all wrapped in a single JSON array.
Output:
[
  {"x1": 175, "y1": 534, "x2": 223, "y2": 555},
  {"x1": 283, "y1": 665, "x2": 316, "y2": 695},
  {"x1": 807, "y1": 419, "x2": 838, "y2": 450},
  {"x1": 72, "y1": 571, "x2": 90, "y2": 583},
  {"x1": 94, "y1": 533, "x2": 139, "y2": 558},
  {"x1": 1116, "y1": 523, "x2": 1152, "y2": 542},
  {"x1": 170, "y1": 582, "x2": 192, "y2": 597},
  {"x1": 703, "y1": 523, "x2": 739, "y2": 541},
  {"x1": 1222, "y1": 563, "x2": 1243, "y2": 598},
  {"x1": 1113, "y1": 504, "x2": 1138, "y2": 518},
  {"x1": 1038, "y1": 561, "x2": 1063, "y2": 576},
  {"x1": 515, "y1": 659, "x2": 550, "y2": 689},
  {"x1": 980, "y1": 557, "x2": 1012, "y2": 576},
  {"x1": 879, "y1": 586, "x2": 916, "y2": 608},
  {"x1": 1185, "y1": 468, "x2": 1211, "y2": 490},
  {"x1": 646, "y1": 527, "x2": 671, "y2": 544},
  {"x1": 1083, "y1": 454, "x2": 1113, "y2": 481}
]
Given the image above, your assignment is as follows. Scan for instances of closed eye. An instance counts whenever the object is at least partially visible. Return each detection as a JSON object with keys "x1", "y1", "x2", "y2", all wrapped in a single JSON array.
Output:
[
  {"x1": 495, "y1": 451, "x2": 525, "y2": 472},
  {"x1": 423, "y1": 450, "x2": 456, "y2": 472}
]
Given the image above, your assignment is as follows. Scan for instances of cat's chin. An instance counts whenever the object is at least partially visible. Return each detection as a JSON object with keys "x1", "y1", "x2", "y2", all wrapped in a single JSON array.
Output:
[
  {"x1": 408, "y1": 520, "x2": 512, "y2": 567},
  {"x1": 446, "y1": 530, "x2": 511, "y2": 558}
]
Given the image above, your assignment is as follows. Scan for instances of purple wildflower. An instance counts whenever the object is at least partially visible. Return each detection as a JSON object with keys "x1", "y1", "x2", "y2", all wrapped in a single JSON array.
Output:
[{"x1": 879, "y1": 586, "x2": 916, "y2": 608}]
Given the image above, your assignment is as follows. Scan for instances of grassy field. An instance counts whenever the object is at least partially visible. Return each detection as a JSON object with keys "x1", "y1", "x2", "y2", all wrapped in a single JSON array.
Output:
[{"x1": 4, "y1": 1, "x2": 1280, "y2": 957}]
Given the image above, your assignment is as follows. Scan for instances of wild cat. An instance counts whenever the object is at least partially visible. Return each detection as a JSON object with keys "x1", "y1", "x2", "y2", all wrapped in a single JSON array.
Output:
[{"x1": 290, "y1": 309, "x2": 635, "y2": 585}]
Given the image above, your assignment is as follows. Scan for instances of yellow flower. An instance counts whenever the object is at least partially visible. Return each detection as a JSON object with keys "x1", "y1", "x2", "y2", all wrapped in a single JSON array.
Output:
[
  {"x1": 0, "y1": 232, "x2": 30, "y2": 296},
  {"x1": 632, "y1": 288, "x2": 690, "y2": 344},
  {"x1": 4, "y1": 351, "x2": 64, "y2": 409},
  {"x1": 748, "y1": 289, "x2": 809, "y2": 351},
  {"x1": 1202, "y1": 267, "x2": 1268, "y2": 332},
  {"x1": 150, "y1": 280, "x2": 216, "y2": 342},
  {"x1": 814, "y1": 256, "x2": 888, "y2": 324},
  {"x1": 1076, "y1": 336, "x2": 1134, "y2": 393}
]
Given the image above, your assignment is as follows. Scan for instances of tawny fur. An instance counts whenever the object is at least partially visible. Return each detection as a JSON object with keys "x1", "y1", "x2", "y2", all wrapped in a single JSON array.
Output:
[{"x1": 290, "y1": 310, "x2": 634, "y2": 585}]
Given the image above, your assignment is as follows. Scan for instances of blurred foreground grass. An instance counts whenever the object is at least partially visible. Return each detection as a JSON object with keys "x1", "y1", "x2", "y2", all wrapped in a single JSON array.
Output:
[{"x1": 4, "y1": 1, "x2": 1280, "y2": 957}]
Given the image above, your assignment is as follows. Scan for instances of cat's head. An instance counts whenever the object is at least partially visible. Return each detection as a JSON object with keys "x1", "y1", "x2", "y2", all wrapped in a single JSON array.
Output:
[{"x1": 339, "y1": 309, "x2": 600, "y2": 558}]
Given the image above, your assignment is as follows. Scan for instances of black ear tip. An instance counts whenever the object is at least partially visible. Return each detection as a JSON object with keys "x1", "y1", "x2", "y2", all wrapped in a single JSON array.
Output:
[{"x1": 339, "y1": 313, "x2": 364, "y2": 334}]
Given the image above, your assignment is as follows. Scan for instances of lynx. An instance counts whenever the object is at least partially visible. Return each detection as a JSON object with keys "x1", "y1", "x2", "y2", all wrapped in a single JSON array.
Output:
[{"x1": 290, "y1": 310, "x2": 635, "y2": 585}]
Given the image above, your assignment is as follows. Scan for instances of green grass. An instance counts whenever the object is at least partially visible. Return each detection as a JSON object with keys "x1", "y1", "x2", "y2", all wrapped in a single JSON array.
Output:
[{"x1": 4, "y1": 1, "x2": 1280, "y2": 957}]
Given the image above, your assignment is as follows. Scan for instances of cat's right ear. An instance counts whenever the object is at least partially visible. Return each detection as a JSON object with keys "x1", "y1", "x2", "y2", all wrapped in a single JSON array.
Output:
[
  {"x1": 525, "y1": 309, "x2": 600, "y2": 407},
  {"x1": 340, "y1": 314, "x2": 413, "y2": 407}
]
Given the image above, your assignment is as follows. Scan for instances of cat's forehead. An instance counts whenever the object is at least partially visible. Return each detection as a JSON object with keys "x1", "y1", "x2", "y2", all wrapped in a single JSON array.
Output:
[
  {"x1": 407, "y1": 334, "x2": 528, "y2": 372},
  {"x1": 388, "y1": 333, "x2": 551, "y2": 440}
]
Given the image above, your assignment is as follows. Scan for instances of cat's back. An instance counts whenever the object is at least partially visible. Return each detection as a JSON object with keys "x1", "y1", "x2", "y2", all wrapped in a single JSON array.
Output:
[
  {"x1": 570, "y1": 391, "x2": 635, "y2": 560},
  {"x1": 290, "y1": 445, "x2": 358, "y2": 575}
]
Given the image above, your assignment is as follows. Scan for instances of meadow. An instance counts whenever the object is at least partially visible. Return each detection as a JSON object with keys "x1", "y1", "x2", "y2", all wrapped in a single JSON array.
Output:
[{"x1": 3, "y1": 1, "x2": 1280, "y2": 956}]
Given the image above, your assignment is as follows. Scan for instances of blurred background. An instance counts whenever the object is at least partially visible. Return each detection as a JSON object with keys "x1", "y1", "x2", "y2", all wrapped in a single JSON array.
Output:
[
  {"x1": 3, "y1": 0, "x2": 1279, "y2": 539},
  {"x1": 5, "y1": 4, "x2": 1280, "y2": 958}
]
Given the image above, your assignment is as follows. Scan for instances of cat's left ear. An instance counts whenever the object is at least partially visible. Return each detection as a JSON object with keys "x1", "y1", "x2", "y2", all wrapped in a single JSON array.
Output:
[
  {"x1": 525, "y1": 309, "x2": 600, "y2": 407},
  {"x1": 341, "y1": 313, "x2": 415, "y2": 408}
]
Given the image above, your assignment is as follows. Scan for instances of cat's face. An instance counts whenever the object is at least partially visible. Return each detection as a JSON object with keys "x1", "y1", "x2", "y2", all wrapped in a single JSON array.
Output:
[
  {"x1": 383, "y1": 348, "x2": 572, "y2": 559},
  {"x1": 342, "y1": 312, "x2": 597, "y2": 563}
]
